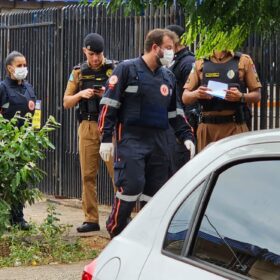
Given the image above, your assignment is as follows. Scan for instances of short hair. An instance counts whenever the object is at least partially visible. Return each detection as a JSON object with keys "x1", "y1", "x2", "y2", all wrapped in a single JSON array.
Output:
[
  {"x1": 144, "y1": 28, "x2": 178, "y2": 52},
  {"x1": 5, "y1": 51, "x2": 25, "y2": 67},
  {"x1": 166, "y1": 24, "x2": 185, "y2": 39}
]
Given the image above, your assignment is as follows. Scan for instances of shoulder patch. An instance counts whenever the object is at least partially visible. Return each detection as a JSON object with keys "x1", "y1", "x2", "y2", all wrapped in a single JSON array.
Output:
[
  {"x1": 68, "y1": 72, "x2": 74, "y2": 82},
  {"x1": 196, "y1": 59, "x2": 204, "y2": 72},
  {"x1": 240, "y1": 54, "x2": 254, "y2": 67},
  {"x1": 106, "y1": 68, "x2": 113, "y2": 77},
  {"x1": 190, "y1": 62, "x2": 195, "y2": 73}
]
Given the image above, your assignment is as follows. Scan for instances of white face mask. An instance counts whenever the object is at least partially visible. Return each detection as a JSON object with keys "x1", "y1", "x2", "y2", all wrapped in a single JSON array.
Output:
[
  {"x1": 159, "y1": 49, "x2": 174, "y2": 67},
  {"x1": 13, "y1": 67, "x2": 28, "y2": 80}
]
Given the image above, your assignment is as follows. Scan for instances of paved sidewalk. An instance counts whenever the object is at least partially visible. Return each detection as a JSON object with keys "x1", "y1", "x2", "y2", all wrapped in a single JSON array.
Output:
[{"x1": 0, "y1": 260, "x2": 90, "y2": 280}]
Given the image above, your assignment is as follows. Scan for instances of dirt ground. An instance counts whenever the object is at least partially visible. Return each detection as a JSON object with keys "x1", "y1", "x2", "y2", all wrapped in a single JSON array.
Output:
[
  {"x1": 80, "y1": 235, "x2": 110, "y2": 252},
  {"x1": 0, "y1": 197, "x2": 113, "y2": 280}
]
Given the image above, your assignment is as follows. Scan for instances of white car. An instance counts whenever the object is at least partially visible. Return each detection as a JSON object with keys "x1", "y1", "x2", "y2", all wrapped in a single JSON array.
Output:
[{"x1": 82, "y1": 129, "x2": 280, "y2": 280}]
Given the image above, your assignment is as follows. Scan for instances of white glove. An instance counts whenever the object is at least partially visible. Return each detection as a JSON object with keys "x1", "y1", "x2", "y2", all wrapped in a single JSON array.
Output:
[
  {"x1": 99, "y1": 143, "x2": 114, "y2": 162},
  {"x1": 184, "y1": 140, "x2": 195, "y2": 159}
]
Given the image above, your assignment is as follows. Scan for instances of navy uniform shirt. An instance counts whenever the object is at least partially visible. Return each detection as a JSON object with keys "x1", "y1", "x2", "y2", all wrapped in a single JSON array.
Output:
[{"x1": 98, "y1": 57, "x2": 193, "y2": 143}]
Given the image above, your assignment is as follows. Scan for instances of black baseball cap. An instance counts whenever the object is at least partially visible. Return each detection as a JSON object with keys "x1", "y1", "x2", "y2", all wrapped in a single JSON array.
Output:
[
  {"x1": 83, "y1": 33, "x2": 104, "y2": 53},
  {"x1": 166, "y1": 25, "x2": 185, "y2": 38}
]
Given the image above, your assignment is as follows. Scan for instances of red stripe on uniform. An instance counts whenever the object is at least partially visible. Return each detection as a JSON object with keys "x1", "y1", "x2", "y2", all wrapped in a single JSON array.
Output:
[
  {"x1": 118, "y1": 123, "x2": 122, "y2": 141},
  {"x1": 98, "y1": 105, "x2": 108, "y2": 132},
  {"x1": 107, "y1": 187, "x2": 123, "y2": 232},
  {"x1": 110, "y1": 198, "x2": 121, "y2": 234}
]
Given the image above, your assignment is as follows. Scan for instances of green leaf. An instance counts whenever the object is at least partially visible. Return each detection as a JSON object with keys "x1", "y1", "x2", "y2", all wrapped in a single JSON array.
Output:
[{"x1": 0, "y1": 114, "x2": 60, "y2": 237}]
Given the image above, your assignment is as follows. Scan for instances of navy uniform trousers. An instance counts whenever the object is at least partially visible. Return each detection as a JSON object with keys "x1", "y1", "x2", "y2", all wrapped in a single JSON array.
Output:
[{"x1": 106, "y1": 125, "x2": 170, "y2": 236}]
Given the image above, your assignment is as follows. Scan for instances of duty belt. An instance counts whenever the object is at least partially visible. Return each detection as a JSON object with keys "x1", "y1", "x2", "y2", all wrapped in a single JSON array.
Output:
[
  {"x1": 201, "y1": 114, "x2": 245, "y2": 124},
  {"x1": 80, "y1": 113, "x2": 98, "y2": 121}
]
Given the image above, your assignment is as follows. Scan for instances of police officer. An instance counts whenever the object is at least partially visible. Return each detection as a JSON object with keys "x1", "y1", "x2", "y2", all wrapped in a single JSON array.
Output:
[
  {"x1": 98, "y1": 28, "x2": 194, "y2": 238},
  {"x1": 0, "y1": 51, "x2": 36, "y2": 230},
  {"x1": 182, "y1": 50, "x2": 262, "y2": 152},
  {"x1": 166, "y1": 24, "x2": 197, "y2": 173},
  {"x1": 63, "y1": 33, "x2": 115, "y2": 233}
]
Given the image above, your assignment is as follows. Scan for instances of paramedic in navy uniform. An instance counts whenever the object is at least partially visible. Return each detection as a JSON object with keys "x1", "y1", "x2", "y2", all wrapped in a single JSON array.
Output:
[{"x1": 98, "y1": 29, "x2": 195, "y2": 237}]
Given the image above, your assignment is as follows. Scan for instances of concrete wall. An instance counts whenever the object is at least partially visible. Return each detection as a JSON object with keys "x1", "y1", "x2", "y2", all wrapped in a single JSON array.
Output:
[{"x1": 0, "y1": 0, "x2": 68, "y2": 13}]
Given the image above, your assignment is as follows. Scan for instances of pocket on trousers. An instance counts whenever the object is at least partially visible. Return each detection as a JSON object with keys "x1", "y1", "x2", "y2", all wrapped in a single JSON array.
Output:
[{"x1": 114, "y1": 161, "x2": 126, "y2": 188}]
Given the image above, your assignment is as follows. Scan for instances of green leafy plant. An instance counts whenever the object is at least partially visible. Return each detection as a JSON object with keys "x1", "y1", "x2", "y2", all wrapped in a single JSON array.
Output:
[
  {"x1": 83, "y1": 0, "x2": 280, "y2": 57},
  {"x1": 0, "y1": 203, "x2": 98, "y2": 267},
  {"x1": 0, "y1": 113, "x2": 60, "y2": 236}
]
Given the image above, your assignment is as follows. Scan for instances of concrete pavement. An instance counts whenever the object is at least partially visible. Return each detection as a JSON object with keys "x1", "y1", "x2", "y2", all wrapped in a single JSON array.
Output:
[{"x1": 0, "y1": 260, "x2": 90, "y2": 280}]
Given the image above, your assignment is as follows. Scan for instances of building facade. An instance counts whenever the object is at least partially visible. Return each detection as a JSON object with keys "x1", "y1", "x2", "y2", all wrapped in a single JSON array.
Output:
[{"x1": 0, "y1": 0, "x2": 80, "y2": 13}]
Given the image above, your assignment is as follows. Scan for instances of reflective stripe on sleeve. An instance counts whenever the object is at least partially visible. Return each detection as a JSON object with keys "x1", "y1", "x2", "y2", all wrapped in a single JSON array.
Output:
[
  {"x1": 168, "y1": 111, "x2": 176, "y2": 119},
  {"x1": 100, "y1": 97, "x2": 121, "y2": 108},
  {"x1": 176, "y1": 108, "x2": 185, "y2": 117},
  {"x1": 168, "y1": 108, "x2": 185, "y2": 119}
]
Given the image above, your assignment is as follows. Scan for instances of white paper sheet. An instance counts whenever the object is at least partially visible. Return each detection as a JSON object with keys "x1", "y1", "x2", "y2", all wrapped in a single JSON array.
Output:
[{"x1": 206, "y1": 80, "x2": 228, "y2": 99}]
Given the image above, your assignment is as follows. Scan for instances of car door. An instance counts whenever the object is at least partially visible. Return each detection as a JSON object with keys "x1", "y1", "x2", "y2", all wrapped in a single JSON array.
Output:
[
  {"x1": 139, "y1": 151, "x2": 280, "y2": 279},
  {"x1": 138, "y1": 179, "x2": 227, "y2": 280}
]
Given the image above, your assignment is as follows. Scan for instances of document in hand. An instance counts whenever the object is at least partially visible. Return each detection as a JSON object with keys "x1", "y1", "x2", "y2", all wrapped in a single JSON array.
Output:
[{"x1": 206, "y1": 80, "x2": 228, "y2": 99}]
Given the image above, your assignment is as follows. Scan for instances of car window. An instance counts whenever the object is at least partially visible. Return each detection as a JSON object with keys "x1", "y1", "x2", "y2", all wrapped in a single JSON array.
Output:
[
  {"x1": 192, "y1": 160, "x2": 280, "y2": 279},
  {"x1": 163, "y1": 182, "x2": 204, "y2": 255}
]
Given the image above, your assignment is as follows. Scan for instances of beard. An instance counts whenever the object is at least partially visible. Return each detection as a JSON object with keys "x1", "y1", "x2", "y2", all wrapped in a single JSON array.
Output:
[{"x1": 156, "y1": 50, "x2": 163, "y2": 66}]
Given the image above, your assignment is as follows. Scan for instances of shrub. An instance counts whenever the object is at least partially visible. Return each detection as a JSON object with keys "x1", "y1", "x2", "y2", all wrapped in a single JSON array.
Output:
[{"x1": 0, "y1": 113, "x2": 60, "y2": 236}]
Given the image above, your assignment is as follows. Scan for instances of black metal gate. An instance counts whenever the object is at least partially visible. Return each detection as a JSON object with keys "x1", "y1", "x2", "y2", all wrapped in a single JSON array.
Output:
[
  {"x1": 0, "y1": 4, "x2": 279, "y2": 204},
  {"x1": 0, "y1": 8, "x2": 62, "y2": 197}
]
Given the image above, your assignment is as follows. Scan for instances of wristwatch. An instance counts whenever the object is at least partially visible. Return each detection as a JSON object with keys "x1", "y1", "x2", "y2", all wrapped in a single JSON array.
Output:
[{"x1": 240, "y1": 92, "x2": 245, "y2": 103}]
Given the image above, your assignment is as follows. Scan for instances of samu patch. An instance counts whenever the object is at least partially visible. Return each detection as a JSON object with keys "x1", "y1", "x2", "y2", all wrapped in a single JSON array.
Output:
[
  {"x1": 108, "y1": 75, "x2": 118, "y2": 89},
  {"x1": 28, "y1": 100, "x2": 35, "y2": 111},
  {"x1": 160, "y1": 84, "x2": 169, "y2": 96}
]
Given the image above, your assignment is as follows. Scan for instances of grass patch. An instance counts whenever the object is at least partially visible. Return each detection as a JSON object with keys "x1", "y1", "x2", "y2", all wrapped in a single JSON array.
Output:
[{"x1": 0, "y1": 204, "x2": 98, "y2": 267}]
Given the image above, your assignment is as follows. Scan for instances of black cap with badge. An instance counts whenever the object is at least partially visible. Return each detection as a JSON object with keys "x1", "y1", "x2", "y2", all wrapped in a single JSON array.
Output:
[{"x1": 83, "y1": 33, "x2": 104, "y2": 53}]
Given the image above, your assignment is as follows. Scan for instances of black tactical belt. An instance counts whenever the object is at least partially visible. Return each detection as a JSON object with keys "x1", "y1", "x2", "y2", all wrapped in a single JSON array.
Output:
[
  {"x1": 201, "y1": 114, "x2": 244, "y2": 124},
  {"x1": 80, "y1": 114, "x2": 98, "y2": 121}
]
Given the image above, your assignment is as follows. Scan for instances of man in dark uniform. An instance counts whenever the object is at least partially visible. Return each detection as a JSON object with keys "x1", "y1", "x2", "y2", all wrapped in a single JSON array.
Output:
[
  {"x1": 63, "y1": 33, "x2": 115, "y2": 233},
  {"x1": 166, "y1": 24, "x2": 197, "y2": 173},
  {"x1": 0, "y1": 51, "x2": 36, "y2": 230},
  {"x1": 98, "y1": 28, "x2": 194, "y2": 238},
  {"x1": 182, "y1": 50, "x2": 262, "y2": 152}
]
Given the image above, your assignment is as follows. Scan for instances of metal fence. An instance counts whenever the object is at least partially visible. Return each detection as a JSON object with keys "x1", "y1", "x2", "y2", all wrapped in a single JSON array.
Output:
[{"x1": 0, "y1": 4, "x2": 279, "y2": 204}]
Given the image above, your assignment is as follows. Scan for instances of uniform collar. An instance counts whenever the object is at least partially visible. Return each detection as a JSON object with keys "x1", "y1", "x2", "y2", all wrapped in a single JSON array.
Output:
[
  {"x1": 86, "y1": 57, "x2": 105, "y2": 70},
  {"x1": 140, "y1": 56, "x2": 161, "y2": 74},
  {"x1": 174, "y1": 47, "x2": 190, "y2": 59},
  {"x1": 210, "y1": 50, "x2": 234, "y2": 63},
  {"x1": 5, "y1": 76, "x2": 23, "y2": 87}
]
